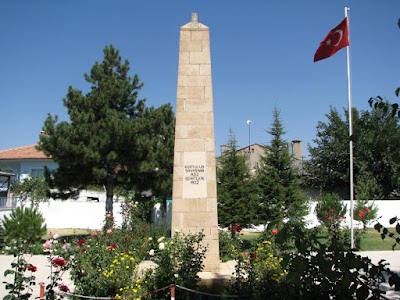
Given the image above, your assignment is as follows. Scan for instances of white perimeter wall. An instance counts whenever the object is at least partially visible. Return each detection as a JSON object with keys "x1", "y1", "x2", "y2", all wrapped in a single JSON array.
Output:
[
  {"x1": 305, "y1": 200, "x2": 399, "y2": 229},
  {"x1": 0, "y1": 199, "x2": 398, "y2": 230}
]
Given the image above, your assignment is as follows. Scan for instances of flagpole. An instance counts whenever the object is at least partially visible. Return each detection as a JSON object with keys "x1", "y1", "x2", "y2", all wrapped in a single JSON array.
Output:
[{"x1": 345, "y1": 6, "x2": 355, "y2": 249}]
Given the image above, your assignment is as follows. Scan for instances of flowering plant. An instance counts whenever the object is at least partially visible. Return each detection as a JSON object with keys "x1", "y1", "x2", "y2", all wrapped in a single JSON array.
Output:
[
  {"x1": 102, "y1": 252, "x2": 142, "y2": 299},
  {"x1": 42, "y1": 233, "x2": 71, "y2": 299},
  {"x1": 353, "y1": 200, "x2": 378, "y2": 230},
  {"x1": 227, "y1": 240, "x2": 286, "y2": 298},
  {"x1": 2, "y1": 240, "x2": 37, "y2": 300},
  {"x1": 142, "y1": 231, "x2": 207, "y2": 299},
  {"x1": 315, "y1": 193, "x2": 349, "y2": 251}
]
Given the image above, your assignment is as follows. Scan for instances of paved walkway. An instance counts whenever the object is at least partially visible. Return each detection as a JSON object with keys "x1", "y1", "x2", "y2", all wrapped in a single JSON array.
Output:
[{"x1": 1, "y1": 252, "x2": 399, "y2": 299}]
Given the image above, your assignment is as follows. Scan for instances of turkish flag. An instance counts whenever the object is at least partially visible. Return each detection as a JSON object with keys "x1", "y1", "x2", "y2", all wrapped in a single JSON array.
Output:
[{"x1": 314, "y1": 17, "x2": 349, "y2": 62}]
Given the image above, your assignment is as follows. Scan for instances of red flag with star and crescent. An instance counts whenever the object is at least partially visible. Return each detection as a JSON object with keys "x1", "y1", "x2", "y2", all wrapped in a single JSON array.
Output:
[{"x1": 314, "y1": 17, "x2": 349, "y2": 62}]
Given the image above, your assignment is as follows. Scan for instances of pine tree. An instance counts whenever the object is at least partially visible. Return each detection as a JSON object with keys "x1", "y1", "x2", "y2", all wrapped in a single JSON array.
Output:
[
  {"x1": 38, "y1": 45, "x2": 175, "y2": 224},
  {"x1": 217, "y1": 129, "x2": 258, "y2": 227},
  {"x1": 257, "y1": 107, "x2": 308, "y2": 229}
]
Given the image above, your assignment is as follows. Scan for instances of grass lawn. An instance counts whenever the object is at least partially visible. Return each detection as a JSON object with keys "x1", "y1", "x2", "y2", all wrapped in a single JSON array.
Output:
[{"x1": 358, "y1": 228, "x2": 399, "y2": 251}]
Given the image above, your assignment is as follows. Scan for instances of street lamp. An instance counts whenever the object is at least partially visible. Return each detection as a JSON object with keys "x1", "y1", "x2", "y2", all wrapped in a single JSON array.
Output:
[{"x1": 246, "y1": 120, "x2": 252, "y2": 153}]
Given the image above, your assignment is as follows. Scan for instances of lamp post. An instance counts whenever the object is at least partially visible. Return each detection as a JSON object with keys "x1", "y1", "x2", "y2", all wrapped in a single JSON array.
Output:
[{"x1": 246, "y1": 120, "x2": 252, "y2": 153}]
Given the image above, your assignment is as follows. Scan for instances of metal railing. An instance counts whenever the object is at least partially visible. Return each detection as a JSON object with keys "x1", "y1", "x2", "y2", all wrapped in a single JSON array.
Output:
[{"x1": 0, "y1": 197, "x2": 19, "y2": 209}]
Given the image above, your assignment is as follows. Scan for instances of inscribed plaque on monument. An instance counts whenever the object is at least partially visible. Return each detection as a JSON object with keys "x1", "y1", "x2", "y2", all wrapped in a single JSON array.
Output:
[{"x1": 183, "y1": 152, "x2": 207, "y2": 198}]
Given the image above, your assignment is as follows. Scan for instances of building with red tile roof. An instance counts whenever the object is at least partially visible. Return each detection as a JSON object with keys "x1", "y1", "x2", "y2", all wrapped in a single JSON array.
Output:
[
  {"x1": 0, "y1": 145, "x2": 49, "y2": 160},
  {"x1": 0, "y1": 145, "x2": 57, "y2": 182}
]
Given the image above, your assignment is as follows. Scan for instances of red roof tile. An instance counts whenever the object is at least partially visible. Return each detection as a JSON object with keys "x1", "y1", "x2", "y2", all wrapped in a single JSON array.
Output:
[{"x1": 0, "y1": 145, "x2": 50, "y2": 160}]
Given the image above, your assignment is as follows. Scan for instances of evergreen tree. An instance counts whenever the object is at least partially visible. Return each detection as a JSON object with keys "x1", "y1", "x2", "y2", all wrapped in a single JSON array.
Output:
[
  {"x1": 217, "y1": 129, "x2": 257, "y2": 227},
  {"x1": 38, "y1": 45, "x2": 175, "y2": 224},
  {"x1": 257, "y1": 107, "x2": 308, "y2": 228}
]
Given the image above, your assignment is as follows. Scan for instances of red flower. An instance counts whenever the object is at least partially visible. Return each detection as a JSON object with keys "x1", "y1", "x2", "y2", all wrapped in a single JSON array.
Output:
[
  {"x1": 107, "y1": 244, "x2": 117, "y2": 250},
  {"x1": 337, "y1": 215, "x2": 342, "y2": 219},
  {"x1": 271, "y1": 228, "x2": 279, "y2": 235},
  {"x1": 228, "y1": 223, "x2": 242, "y2": 232},
  {"x1": 76, "y1": 239, "x2": 85, "y2": 246},
  {"x1": 27, "y1": 265, "x2": 37, "y2": 272},
  {"x1": 364, "y1": 207, "x2": 370, "y2": 213},
  {"x1": 250, "y1": 253, "x2": 257, "y2": 259},
  {"x1": 59, "y1": 284, "x2": 69, "y2": 292},
  {"x1": 358, "y1": 211, "x2": 364, "y2": 218},
  {"x1": 52, "y1": 257, "x2": 67, "y2": 268},
  {"x1": 328, "y1": 216, "x2": 333, "y2": 222},
  {"x1": 330, "y1": 209, "x2": 335, "y2": 213}
]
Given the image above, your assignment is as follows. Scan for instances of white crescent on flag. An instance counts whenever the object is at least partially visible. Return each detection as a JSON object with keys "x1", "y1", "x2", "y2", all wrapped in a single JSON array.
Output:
[{"x1": 332, "y1": 29, "x2": 343, "y2": 46}]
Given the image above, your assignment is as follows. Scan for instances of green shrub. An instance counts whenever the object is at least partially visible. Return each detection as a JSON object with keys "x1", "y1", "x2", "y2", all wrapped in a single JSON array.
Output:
[
  {"x1": 2, "y1": 206, "x2": 47, "y2": 244},
  {"x1": 353, "y1": 199, "x2": 378, "y2": 229},
  {"x1": 315, "y1": 193, "x2": 349, "y2": 251},
  {"x1": 0, "y1": 223, "x2": 6, "y2": 250},
  {"x1": 142, "y1": 231, "x2": 207, "y2": 299},
  {"x1": 65, "y1": 228, "x2": 150, "y2": 297}
]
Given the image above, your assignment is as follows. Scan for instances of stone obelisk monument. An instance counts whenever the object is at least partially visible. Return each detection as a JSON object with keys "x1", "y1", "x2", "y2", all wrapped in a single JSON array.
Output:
[{"x1": 171, "y1": 13, "x2": 220, "y2": 272}]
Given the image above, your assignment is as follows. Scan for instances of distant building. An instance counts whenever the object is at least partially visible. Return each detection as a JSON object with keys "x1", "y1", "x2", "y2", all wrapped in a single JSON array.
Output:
[{"x1": 218, "y1": 140, "x2": 304, "y2": 176}]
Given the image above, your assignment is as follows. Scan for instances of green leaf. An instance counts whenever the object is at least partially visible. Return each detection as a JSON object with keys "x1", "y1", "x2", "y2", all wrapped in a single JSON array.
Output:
[
  {"x1": 396, "y1": 223, "x2": 400, "y2": 234},
  {"x1": 374, "y1": 223, "x2": 382, "y2": 232},
  {"x1": 396, "y1": 87, "x2": 400, "y2": 97},
  {"x1": 390, "y1": 217, "x2": 397, "y2": 224}
]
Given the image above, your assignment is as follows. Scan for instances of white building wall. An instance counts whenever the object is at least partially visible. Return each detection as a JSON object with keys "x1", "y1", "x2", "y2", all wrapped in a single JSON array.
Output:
[
  {"x1": 306, "y1": 200, "x2": 399, "y2": 229},
  {"x1": 1, "y1": 199, "x2": 399, "y2": 230}
]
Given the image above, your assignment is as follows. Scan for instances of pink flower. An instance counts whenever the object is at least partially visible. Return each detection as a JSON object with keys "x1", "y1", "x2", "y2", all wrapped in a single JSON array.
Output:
[
  {"x1": 271, "y1": 228, "x2": 279, "y2": 235},
  {"x1": 52, "y1": 257, "x2": 67, "y2": 268},
  {"x1": 59, "y1": 284, "x2": 69, "y2": 292},
  {"x1": 364, "y1": 207, "x2": 370, "y2": 213},
  {"x1": 328, "y1": 216, "x2": 333, "y2": 222},
  {"x1": 106, "y1": 229, "x2": 112, "y2": 234},
  {"x1": 27, "y1": 265, "x2": 37, "y2": 272},
  {"x1": 106, "y1": 213, "x2": 112, "y2": 219},
  {"x1": 43, "y1": 240, "x2": 51, "y2": 250}
]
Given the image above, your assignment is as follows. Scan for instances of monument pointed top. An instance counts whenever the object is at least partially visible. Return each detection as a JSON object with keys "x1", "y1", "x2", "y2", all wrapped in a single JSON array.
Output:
[{"x1": 181, "y1": 12, "x2": 208, "y2": 29}]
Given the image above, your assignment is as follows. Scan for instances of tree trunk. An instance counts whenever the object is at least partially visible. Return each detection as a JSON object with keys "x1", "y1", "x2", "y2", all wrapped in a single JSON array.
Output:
[{"x1": 105, "y1": 177, "x2": 114, "y2": 215}]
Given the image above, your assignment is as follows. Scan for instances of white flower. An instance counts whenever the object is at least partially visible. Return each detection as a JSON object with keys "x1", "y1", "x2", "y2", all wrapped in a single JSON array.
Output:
[
  {"x1": 158, "y1": 242, "x2": 165, "y2": 250},
  {"x1": 157, "y1": 237, "x2": 165, "y2": 243},
  {"x1": 53, "y1": 233, "x2": 60, "y2": 239},
  {"x1": 174, "y1": 274, "x2": 179, "y2": 278},
  {"x1": 148, "y1": 237, "x2": 153, "y2": 241},
  {"x1": 149, "y1": 249, "x2": 155, "y2": 256}
]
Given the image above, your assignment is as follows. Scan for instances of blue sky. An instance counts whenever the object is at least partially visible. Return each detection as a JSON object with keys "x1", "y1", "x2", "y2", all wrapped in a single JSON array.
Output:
[{"x1": 1, "y1": 1, "x2": 399, "y2": 159}]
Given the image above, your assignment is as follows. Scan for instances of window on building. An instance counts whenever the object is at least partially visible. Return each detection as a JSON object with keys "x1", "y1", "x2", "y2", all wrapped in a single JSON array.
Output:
[{"x1": 31, "y1": 169, "x2": 44, "y2": 177}]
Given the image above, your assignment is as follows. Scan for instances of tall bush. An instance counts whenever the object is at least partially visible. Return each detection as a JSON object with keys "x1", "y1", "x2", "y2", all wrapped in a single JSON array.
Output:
[{"x1": 315, "y1": 193, "x2": 348, "y2": 251}]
